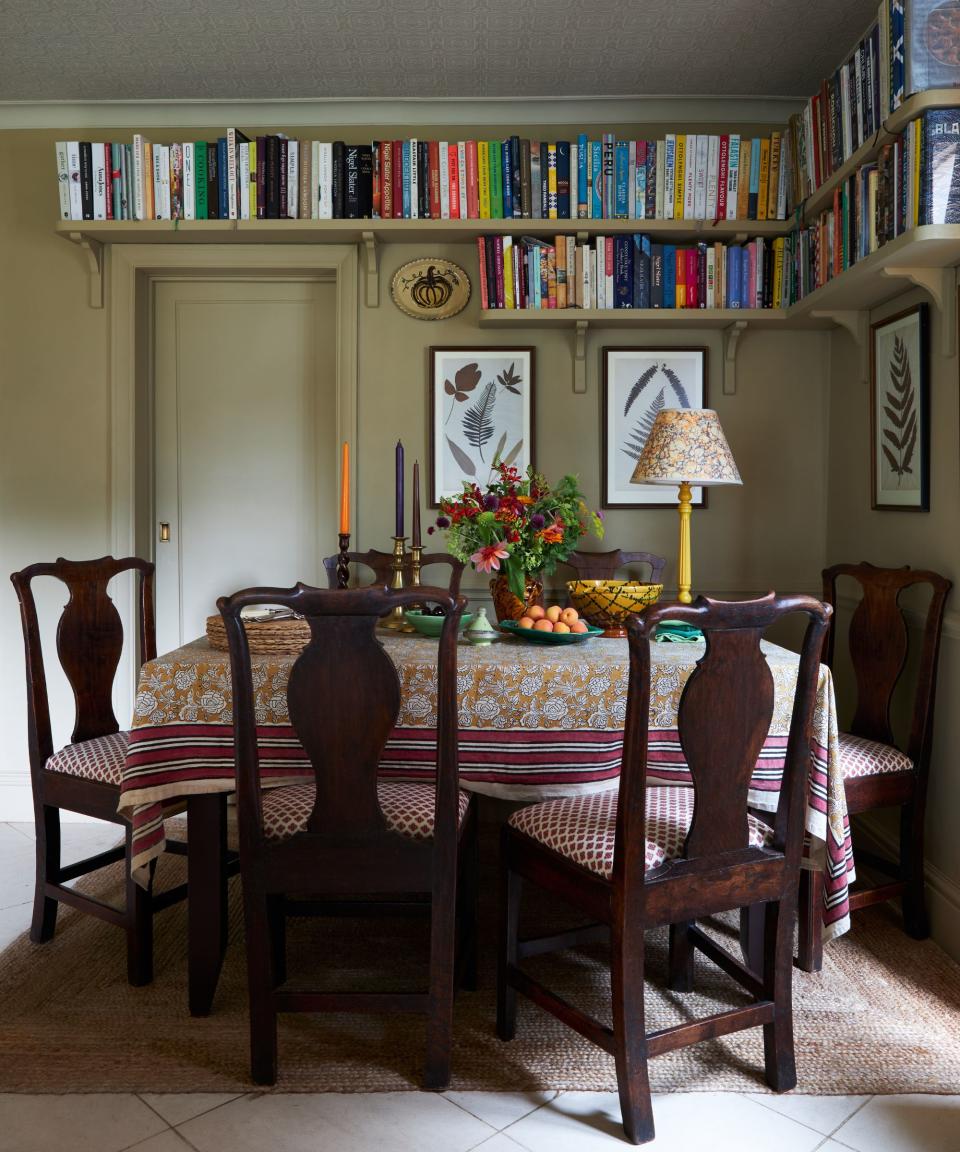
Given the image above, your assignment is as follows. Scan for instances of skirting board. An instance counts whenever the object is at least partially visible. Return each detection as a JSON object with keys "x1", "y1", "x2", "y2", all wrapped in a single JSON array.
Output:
[{"x1": 855, "y1": 813, "x2": 960, "y2": 965}]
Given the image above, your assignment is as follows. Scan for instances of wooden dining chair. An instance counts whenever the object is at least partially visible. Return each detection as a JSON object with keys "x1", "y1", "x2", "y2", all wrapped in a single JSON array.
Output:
[
  {"x1": 219, "y1": 581, "x2": 479, "y2": 1088},
  {"x1": 10, "y1": 555, "x2": 188, "y2": 986},
  {"x1": 497, "y1": 592, "x2": 831, "y2": 1145},
  {"x1": 797, "y1": 561, "x2": 952, "y2": 972},
  {"x1": 322, "y1": 549, "x2": 464, "y2": 595},
  {"x1": 562, "y1": 548, "x2": 666, "y2": 584}
]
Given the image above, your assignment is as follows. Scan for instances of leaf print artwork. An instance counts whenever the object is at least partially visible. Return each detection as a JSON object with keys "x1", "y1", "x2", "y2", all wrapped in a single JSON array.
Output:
[
  {"x1": 446, "y1": 436, "x2": 476, "y2": 477},
  {"x1": 444, "y1": 362, "x2": 481, "y2": 424},
  {"x1": 881, "y1": 335, "x2": 917, "y2": 486},
  {"x1": 462, "y1": 380, "x2": 497, "y2": 460},
  {"x1": 497, "y1": 362, "x2": 523, "y2": 395},
  {"x1": 622, "y1": 387, "x2": 665, "y2": 461}
]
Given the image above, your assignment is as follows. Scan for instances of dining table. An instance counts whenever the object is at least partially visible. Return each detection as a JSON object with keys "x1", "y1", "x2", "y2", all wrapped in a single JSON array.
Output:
[{"x1": 119, "y1": 628, "x2": 853, "y2": 1014}]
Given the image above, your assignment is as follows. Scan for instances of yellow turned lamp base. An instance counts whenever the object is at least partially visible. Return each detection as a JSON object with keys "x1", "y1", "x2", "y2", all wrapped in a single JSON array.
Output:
[{"x1": 676, "y1": 481, "x2": 693, "y2": 604}]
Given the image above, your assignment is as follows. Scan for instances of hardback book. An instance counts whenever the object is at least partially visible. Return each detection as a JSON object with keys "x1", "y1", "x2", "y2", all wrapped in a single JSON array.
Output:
[
  {"x1": 278, "y1": 137, "x2": 289, "y2": 218},
  {"x1": 170, "y1": 141, "x2": 183, "y2": 221},
  {"x1": 249, "y1": 140, "x2": 258, "y2": 219},
  {"x1": 427, "y1": 140, "x2": 440, "y2": 218},
  {"x1": 705, "y1": 136, "x2": 719, "y2": 220},
  {"x1": 577, "y1": 133, "x2": 588, "y2": 216},
  {"x1": 255, "y1": 137, "x2": 267, "y2": 218},
  {"x1": 108, "y1": 142, "x2": 121, "y2": 220},
  {"x1": 614, "y1": 141, "x2": 629, "y2": 218},
  {"x1": 78, "y1": 141, "x2": 94, "y2": 220},
  {"x1": 647, "y1": 141, "x2": 658, "y2": 218},
  {"x1": 439, "y1": 140, "x2": 450, "y2": 218},
  {"x1": 409, "y1": 139, "x2": 419, "y2": 219},
  {"x1": 530, "y1": 141, "x2": 542, "y2": 218},
  {"x1": 93, "y1": 142, "x2": 108, "y2": 221},
  {"x1": 66, "y1": 141, "x2": 83, "y2": 221},
  {"x1": 217, "y1": 138, "x2": 229, "y2": 221},
  {"x1": 663, "y1": 134, "x2": 676, "y2": 220},
  {"x1": 650, "y1": 243, "x2": 664, "y2": 307},
  {"x1": 662, "y1": 244, "x2": 676, "y2": 308},
  {"x1": 478, "y1": 142, "x2": 491, "y2": 219},
  {"x1": 501, "y1": 141, "x2": 513, "y2": 219},
  {"x1": 635, "y1": 141, "x2": 647, "y2": 219},
  {"x1": 628, "y1": 141, "x2": 636, "y2": 218},
  {"x1": 393, "y1": 141, "x2": 404, "y2": 217},
  {"x1": 727, "y1": 244, "x2": 742, "y2": 308},
  {"x1": 380, "y1": 141, "x2": 393, "y2": 219},
  {"x1": 510, "y1": 136, "x2": 522, "y2": 217},
  {"x1": 675, "y1": 134, "x2": 687, "y2": 220},
  {"x1": 747, "y1": 138, "x2": 761, "y2": 218},
  {"x1": 553, "y1": 234, "x2": 565, "y2": 308},
  {"x1": 358, "y1": 145, "x2": 374, "y2": 218},
  {"x1": 595, "y1": 236, "x2": 605, "y2": 309},
  {"x1": 239, "y1": 142, "x2": 251, "y2": 220},
  {"x1": 767, "y1": 131, "x2": 781, "y2": 219},
  {"x1": 332, "y1": 140, "x2": 345, "y2": 219},
  {"x1": 602, "y1": 133, "x2": 615, "y2": 219},
  {"x1": 737, "y1": 138, "x2": 751, "y2": 218},
  {"x1": 591, "y1": 140, "x2": 603, "y2": 218},
  {"x1": 226, "y1": 129, "x2": 250, "y2": 221},
  {"x1": 157, "y1": 144, "x2": 171, "y2": 220},
  {"x1": 757, "y1": 137, "x2": 771, "y2": 220},
  {"x1": 604, "y1": 235, "x2": 614, "y2": 307},
  {"x1": 120, "y1": 144, "x2": 131, "y2": 221},
  {"x1": 903, "y1": 1, "x2": 960, "y2": 97},
  {"x1": 556, "y1": 141, "x2": 571, "y2": 219},
  {"x1": 308, "y1": 141, "x2": 318, "y2": 218},
  {"x1": 318, "y1": 142, "x2": 333, "y2": 219},
  {"x1": 546, "y1": 143, "x2": 558, "y2": 219},
  {"x1": 54, "y1": 142, "x2": 72, "y2": 219},
  {"x1": 693, "y1": 134, "x2": 708, "y2": 219},
  {"x1": 298, "y1": 139, "x2": 312, "y2": 220},
  {"x1": 183, "y1": 142, "x2": 195, "y2": 220},
  {"x1": 921, "y1": 108, "x2": 960, "y2": 224},
  {"x1": 466, "y1": 140, "x2": 479, "y2": 218},
  {"x1": 451, "y1": 142, "x2": 464, "y2": 219},
  {"x1": 632, "y1": 234, "x2": 651, "y2": 307},
  {"x1": 344, "y1": 145, "x2": 360, "y2": 218},
  {"x1": 476, "y1": 238, "x2": 489, "y2": 309},
  {"x1": 490, "y1": 141, "x2": 503, "y2": 220},
  {"x1": 614, "y1": 235, "x2": 633, "y2": 307},
  {"x1": 206, "y1": 142, "x2": 218, "y2": 219}
]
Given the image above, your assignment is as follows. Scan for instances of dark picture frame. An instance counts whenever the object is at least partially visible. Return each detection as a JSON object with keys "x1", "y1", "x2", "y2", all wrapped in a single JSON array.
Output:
[
  {"x1": 601, "y1": 346, "x2": 709, "y2": 509},
  {"x1": 870, "y1": 304, "x2": 930, "y2": 512},
  {"x1": 429, "y1": 346, "x2": 536, "y2": 507}
]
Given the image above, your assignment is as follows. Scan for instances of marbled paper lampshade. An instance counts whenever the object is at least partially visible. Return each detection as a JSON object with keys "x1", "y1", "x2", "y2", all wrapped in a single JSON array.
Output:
[{"x1": 630, "y1": 409, "x2": 741, "y2": 603}]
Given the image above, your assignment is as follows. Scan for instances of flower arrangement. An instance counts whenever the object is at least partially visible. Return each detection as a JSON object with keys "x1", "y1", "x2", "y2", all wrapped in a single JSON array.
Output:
[{"x1": 430, "y1": 464, "x2": 604, "y2": 599}]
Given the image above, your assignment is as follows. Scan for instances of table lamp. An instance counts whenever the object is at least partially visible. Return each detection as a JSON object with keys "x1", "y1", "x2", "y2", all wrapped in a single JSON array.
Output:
[{"x1": 629, "y1": 408, "x2": 741, "y2": 604}]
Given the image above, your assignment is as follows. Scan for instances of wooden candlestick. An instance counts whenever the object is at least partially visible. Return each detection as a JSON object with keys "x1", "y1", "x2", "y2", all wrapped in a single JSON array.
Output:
[{"x1": 336, "y1": 532, "x2": 351, "y2": 589}]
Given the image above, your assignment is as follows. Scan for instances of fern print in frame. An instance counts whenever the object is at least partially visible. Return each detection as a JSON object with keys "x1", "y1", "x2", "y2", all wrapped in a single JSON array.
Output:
[
  {"x1": 429, "y1": 347, "x2": 535, "y2": 506},
  {"x1": 870, "y1": 305, "x2": 929, "y2": 511},
  {"x1": 602, "y1": 347, "x2": 708, "y2": 508}
]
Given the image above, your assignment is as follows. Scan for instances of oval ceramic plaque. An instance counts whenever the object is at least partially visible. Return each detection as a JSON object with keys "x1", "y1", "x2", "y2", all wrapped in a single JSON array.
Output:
[{"x1": 391, "y1": 258, "x2": 471, "y2": 321}]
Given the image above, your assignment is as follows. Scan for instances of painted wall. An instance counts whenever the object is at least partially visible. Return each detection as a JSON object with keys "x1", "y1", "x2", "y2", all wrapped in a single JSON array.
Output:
[
  {"x1": 0, "y1": 124, "x2": 827, "y2": 827},
  {"x1": 826, "y1": 288, "x2": 960, "y2": 959}
]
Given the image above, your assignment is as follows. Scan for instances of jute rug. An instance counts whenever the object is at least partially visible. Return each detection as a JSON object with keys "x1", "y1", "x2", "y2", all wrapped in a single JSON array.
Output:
[{"x1": 1, "y1": 828, "x2": 958, "y2": 1095}]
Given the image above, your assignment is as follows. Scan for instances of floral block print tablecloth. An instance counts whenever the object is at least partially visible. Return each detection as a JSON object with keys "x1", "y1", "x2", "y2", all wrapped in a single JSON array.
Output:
[{"x1": 119, "y1": 633, "x2": 853, "y2": 940}]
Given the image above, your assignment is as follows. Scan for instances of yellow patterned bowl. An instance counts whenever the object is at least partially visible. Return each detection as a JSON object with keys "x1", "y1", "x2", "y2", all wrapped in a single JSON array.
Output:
[{"x1": 566, "y1": 580, "x2": 663, "y2": 638}]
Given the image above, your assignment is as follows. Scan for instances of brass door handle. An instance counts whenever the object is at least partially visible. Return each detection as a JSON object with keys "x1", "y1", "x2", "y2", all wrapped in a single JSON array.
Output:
[{"x1": 159, "y1": 522, "x2": 171, "y2": 543}]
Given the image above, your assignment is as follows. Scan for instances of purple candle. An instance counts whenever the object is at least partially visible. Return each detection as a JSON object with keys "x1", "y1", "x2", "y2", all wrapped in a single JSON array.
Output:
[{"x1": 395, "y1": 440, "x2": 405, "y2": 538}]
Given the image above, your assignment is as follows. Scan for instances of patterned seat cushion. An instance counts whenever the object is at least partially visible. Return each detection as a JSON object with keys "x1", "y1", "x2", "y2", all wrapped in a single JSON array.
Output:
[
  {"x1": 508, "y1": 786, "x2": 773, "y2": 880},
  {"x1": 259, "y1": 780, "x2": 472, "y2": 843},
  {"x1": 45, "y1": 731, "x2": 128, "y2": 786},
  {"x1": 838, "y1": 732, "x2": 913, "y2": 778}
]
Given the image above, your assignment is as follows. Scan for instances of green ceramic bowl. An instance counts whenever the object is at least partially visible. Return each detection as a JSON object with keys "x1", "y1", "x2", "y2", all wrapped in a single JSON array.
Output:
[
  {"x1": 403, "y1": 609, "x2": 474, "y2": 638},
  {"x1": 499, "y1": 620, "x2": 604, "y2": 645}
]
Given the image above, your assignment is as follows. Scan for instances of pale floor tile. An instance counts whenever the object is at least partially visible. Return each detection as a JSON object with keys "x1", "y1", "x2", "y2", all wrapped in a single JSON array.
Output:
[
  {"x1": 138, "y1": 1093, "x2": 243, "y2": 1127},
  {"x1": 123, "y1": 1133, "x2": 194, "y2": 1152},
  {"x1": 0, "y1": 1094, "x2": 168, "y2": 1152},
  {"x1": 747, "y1": 1092, "x2": 872, "y2": 1136},
  {"x1": 470, "y1": 1135, "x2": 528, "y2": 1152},
  {"x1": 829, "y1": 1095, "x2": 960, "y2": 1152},
  {"x1": 177, "y1": 1092, "x2": 495, "y2": 1152},
  {"x1": 0, "y1": 902, "x2": 32, "y2": 951},
  {"x1": 505, "y1": 1091, "x2": 825, "y2": 1152},
  {"x1": 4, "y1": 822, "x2": 35, "y2": 841},
  {"x1": 444, "y1": 1090, "x2": 558, "y2": 1131}
]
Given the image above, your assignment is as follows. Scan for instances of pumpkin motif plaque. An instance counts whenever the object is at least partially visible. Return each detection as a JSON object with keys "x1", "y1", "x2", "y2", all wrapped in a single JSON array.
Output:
[{"x1": 391, "y1": 258, "x2": 471, "y2": 320}]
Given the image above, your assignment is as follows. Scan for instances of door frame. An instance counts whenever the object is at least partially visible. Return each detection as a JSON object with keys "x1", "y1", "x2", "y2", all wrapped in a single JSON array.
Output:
[{"x1": 107, "y1": 243, "x2": 358, "y2": 716}]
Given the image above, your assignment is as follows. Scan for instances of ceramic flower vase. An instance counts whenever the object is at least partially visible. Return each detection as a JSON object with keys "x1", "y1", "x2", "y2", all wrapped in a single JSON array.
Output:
[{"x1": 489, "y1": 573, "x2": 544, "y2": 624}]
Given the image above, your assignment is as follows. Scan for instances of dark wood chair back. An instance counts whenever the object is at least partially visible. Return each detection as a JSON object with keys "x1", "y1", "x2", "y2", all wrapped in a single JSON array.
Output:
[
  {"x1": 563, "y1": 548, "x2": 666, "y2": 584},
  {"x1": 219, "y1": 582, "x2": 465, "y2": 887},
  {"x1": 822, "y1": 562, "x2": 951, "y2": 768},
  {"x1": 322, "y1": 549, "x2": 464, "y2": 595},
  {"x1": 11, "y1": 556, "x2": 155, "y2": 773},
  {"x1": 621, "y1": 593, "x2": 831, "y2": 895}
]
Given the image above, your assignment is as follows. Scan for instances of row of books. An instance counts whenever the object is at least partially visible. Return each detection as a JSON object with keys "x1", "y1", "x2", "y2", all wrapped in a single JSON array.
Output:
[
  {"x1": 475, "y1": 234, "x2": 796, "y2": 311},
  {"x1": 54, "y1": 129, "x2": 794, "y2": 223},
  {"x1": 792, "y1": 108, "x2": 960, "y2": 299},
  {"x1": 788, "y1": 0, "x2": 960, "y2": 202}
]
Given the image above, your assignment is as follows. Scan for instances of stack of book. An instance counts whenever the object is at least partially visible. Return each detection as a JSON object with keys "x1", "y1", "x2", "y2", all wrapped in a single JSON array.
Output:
[
  {"x1": 54, "y1": 129, "x2": 792, "y2": 223},
  {"x1": 787, "y1": 0, "x2": 960, "y2": 204},
  {"x1": 790, "y1": 107, "x2": 960, "y2": 301},
  {"x1": 477, "y1": 233, "x2": 797, "y2": 311}
]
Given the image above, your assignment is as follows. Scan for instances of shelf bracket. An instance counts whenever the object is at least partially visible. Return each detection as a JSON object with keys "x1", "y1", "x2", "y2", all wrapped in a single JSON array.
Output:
[
  {"x1": 881, "y1": 266, "x2": 956, "y2": 358},
  {"x1": 360, "y1": 231, "x2": 379, "y2": 307},
  {"x1": 573, "y1": 320, "x2": 589, "y2": 393},
  {"x1": 68, "y1": 231, "x2": 104, "y2": 309},
  {"x1": 722, "y1": 320, "x2": 748, "y2": 395},
  {"x1": 810, "y1": 309, "x2": 869, "y2": 383}
]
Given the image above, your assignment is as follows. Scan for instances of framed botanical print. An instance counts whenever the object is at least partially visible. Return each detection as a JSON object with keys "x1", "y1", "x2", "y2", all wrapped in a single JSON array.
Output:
[
  {"x1": 429, "y1": 346, "x2": 535, "y2": 506},
  {"x1": 870, "y1": 304, "x2": 929, "y2": 511},
  {"x1": 602, "y1": 347, "x2": 708, "y2": 508}
]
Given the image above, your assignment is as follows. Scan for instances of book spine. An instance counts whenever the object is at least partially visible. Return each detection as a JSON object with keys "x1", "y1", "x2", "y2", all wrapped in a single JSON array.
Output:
[
  {"x1": 67, "y1": 140, "x2": 84, "y2": 221},
  {"x1": 371, "y1": 140, "x2": 380, "y2": 219},
  {"x1": 546, "y1": 143, "x2": 558, "y2": 219},
  {"x1": 477, "y1": 141, "x2": 490, "y2": 219},
  {"x1": 438, "y1": 140, "x2": 450, "y2": 219},
  {"x1": 500, "y1": 141, "x2": 513, "y2": 219},
  {"x1": 379, "y1": 141, "x2": 392, "y2": 219},
  {"x1": 168, "y1": 141, "x2": 182, "y2": 221},
  {"x1": 465, "y1": 141, "x2": 478, "y2": 219},
  {"x1": 329, "y1": 140, "x2": 342, "y2": 219},
  {"x1": 419, "y1": 140, "x2": 429, "y2": 218},
  {"x1": 555, "y1": 140, "x2": 570, "y2": 219},
  {"x1": 409, "y1": 138, "x2": 420, "y2": 219},
  {"x1": 757, "y1": 137, "x2": 771, "y2": 221},
  {"x1": 476, "y1": 238, "x2": 489, "y2": 309},
  {"x1": 717, "y1": 135, "x2": 730, "y2": 220},
  {"x1": 492, "y1": 235, "x2": 505, "y2": 308},
  {"x1": 344, "y1": 144, "x2": 359, "y2": 219},
  {"x1": 590, "y1": 140, "x2": 603, "y2": 218},
  {"x1": 159, "y1": 144, "x2": 172, "y2": 220},
  {"x1": 614, "y1": 235, "x2": 633, "y2": 307},
  {"x1": 400, "y1": 141, "x2": 410, "y2": 219},
  {"x1": 576, "y1": 132, "x2": 588, "y2": 217},
  {"x1": 119, "y1": 143, "x2": 130, "y2": 221},
  {"x1": 675, "y1": 248, "x2": 686, "y2": 308},
  {"x1": 276, "y1": 137, "x2": 287, "y2": 218},
  {"x1": 55, "y1": 141, "x2": 72, "y2": 219},
  {"x1": 78, "y1": 141, "x2": 94, "y2": 220},
  {"x1": 455, "y1": 142, "x2": 466, "y2": 219},
  {"x1": 239, "y1": 142, "x2": 250, "y2": 220},
  {"x1": 650, "y1": 243, "x2": 663, "y2": 307},
  {"x1": 602, "y1": 133, "x2": 615, "y2": 218},
  {"x1": 226, "y1": 129, "x2": 238, "y2": 220},
  {"x1": 314, "y1": 142, "x2": 331, "y2": 219},
  {"x1": 627, "y1": 140, "x2": 636, "y2": 218},
  {"x1": 358, "y1": 144, "x2": 373, "y2": 218},
  {"x1": 684, "y1": 135, "x2": 698, "y2": 219},
  {"x1": 428, "y1": 139, "x2": 441, "y2": 219},
  {"x1": 705, "y1": 135, "x2": 719, "y2": 220},
  {"x1": 675, "y1": 134, "x2": 688, "y2": 219},
  {"x1": 635, "y1": 140, "x2": 647, "y2": 219},
  {"x1": 664, "y1": 134, "x2": 676, "y2": 220},
  {"x1": 181, "y1": 142, "x2": 194, "y2": 221},
  {"x1": 614, "y1": 140, "x2": 629, "y2": 218},
  {"x1": 298, "y1": 139, "x2": 311, "y2": 219},
  {"x1": 632, "y1": 235, "x2": 650, "y2": 307},
  {"x1": 767, "y1": 131, "x2": 781, "y2": 219},
  {"x1": 92, "y1": 142, "x2": 107, "y2": 220},
  {"x1": 392, "y1": 141, "x2": 403, "y2": 217}
]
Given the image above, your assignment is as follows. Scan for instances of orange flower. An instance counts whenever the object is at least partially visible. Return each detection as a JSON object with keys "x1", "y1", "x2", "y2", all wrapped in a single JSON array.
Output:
[
  {"x1": 538, "y1": 525, "x2": 564, "y2": 544},
  {"x1": 516, "y1": 495, "x2": 534, "y2": 505}
]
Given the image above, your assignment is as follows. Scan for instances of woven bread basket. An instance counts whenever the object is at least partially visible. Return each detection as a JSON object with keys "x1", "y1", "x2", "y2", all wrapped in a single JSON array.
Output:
[{"x1": 205, "y1": 614, "x2": 310, "y2": 655}]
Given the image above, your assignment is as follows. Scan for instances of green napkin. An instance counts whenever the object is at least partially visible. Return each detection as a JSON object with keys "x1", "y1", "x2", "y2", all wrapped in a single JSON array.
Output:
[{"x1": 653, "y1": 620, "x2": 703, "y2": 643}]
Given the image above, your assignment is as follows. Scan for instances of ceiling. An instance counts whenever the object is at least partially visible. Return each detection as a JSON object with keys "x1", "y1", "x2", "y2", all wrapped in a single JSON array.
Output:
[{"x1": 0, "y1": 0, "x2": 880, "y2": 103}]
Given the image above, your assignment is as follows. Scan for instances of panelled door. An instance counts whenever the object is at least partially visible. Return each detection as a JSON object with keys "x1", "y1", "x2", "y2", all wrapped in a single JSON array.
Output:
[{"x1": 153, "y1": 278, "x2": 337, "y2": 652}]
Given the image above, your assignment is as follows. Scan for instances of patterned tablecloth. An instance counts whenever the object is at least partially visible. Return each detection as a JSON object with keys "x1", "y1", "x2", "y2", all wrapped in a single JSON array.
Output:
[{"x1": 119, "y1": 633, "x2": 853, "y2": 941}]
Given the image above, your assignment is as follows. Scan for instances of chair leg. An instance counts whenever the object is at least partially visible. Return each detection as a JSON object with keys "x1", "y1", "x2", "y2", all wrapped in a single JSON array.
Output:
[
  {"x1": 244, "y1": 885, "x2": 278, "y2": 1086},
  {"x1": 668, "y1": 921, "x2": 694, "y2": 992},
  {"x1": 424, "y1": 866, "x2": 457, "y2": 1091},
  {"x1": 796, "y1": 866, "x2": 824, "y2": 973},
  {"x1": 30, "y1": 804, "x2": 60, "y2": 944},
  {"x1": 901, "y1": 799, "x2": 930, "y2": 940},
  {"x1": 125, "y1": 833, "x2": 155, "y2": 987},
  {"x1": 611, "y1": 921, "x2": 655, "y2": 1145},
  {"x1": 762, "y1": 898, "x2": 797, "y2": 1094},
  {"x1": 267, "y1": 895, "x2": 286, "y2": 987},
  {"x1": 496, "y1": 836, "x2": 522, "y2": 1042}
]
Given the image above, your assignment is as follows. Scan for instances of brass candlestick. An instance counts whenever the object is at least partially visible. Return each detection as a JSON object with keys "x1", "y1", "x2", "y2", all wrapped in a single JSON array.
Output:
[
  {"x1": 336, "y1": 532, "x2": 351, "y2": 589},
  {"x1": 380, "y1": 536, "x2": 415, "y2": 631},
  {"x1": 409, "y1": 544, "x2": 423, "y2": 604}
]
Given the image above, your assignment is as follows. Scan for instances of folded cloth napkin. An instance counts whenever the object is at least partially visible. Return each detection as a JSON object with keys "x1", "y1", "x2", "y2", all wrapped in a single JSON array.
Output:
[{"x1": 653, "y1": 620, "x2": 703, "y2": 643}]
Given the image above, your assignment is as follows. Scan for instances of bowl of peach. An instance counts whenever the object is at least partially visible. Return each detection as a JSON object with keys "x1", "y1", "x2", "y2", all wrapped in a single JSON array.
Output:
[
  {"x1": 566, "y1": 580, "x2": 663, "y2": 638},
  {"x1": 499, "y1": 604, "x2": 604, "y2": 645}
]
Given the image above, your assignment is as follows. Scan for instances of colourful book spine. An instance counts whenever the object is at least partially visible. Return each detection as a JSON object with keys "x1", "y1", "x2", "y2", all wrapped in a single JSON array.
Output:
[
  {"x1": 401, "y1": 141, "x2": 411, "y2": 219},
  {"x1": 602, "y1": 133, "x2": 615, "y2": 218},
  {"x1": 757, "y1": 137, "x2": 771, "y2": 221},
  {"x1": 501, "y1": 141, "x2": 513, "y2": 219},
  {"x1": 381, "y1": 141, "x2": 393, "y2": 219},
  {"x1": 429, "y1": 139, "x2": 441, "y2": 219},
  {"x1": 490, "y1": 141, "x2": 503, "y2": 219},
  {"x1": 447, "y1": 144, "x2": 460, "y2": 219},
  {"x1": 577, "y1": 133, "x2": 588, "y2": 217},
  {"x1": 493, "y1": 236, "x2": 505, "y2": 307},
  {"x1": 556, "y1": 141, "x2": 570, "y2": 219},
  {"x1": 675, "y1": 248, "x2": 686, "y2": 308},
  {"x1": 736, "y1": 137, "x2": 751, "y2": 219},
  {"x1": 767, "y1": 131, "x2": 781, "y2": 219},
  {"x1": 466, "y1": 141, "x2": 479, "y2": 218},
  {"x1": 248, "y1": 140, "x2": 257, "y2": 220},
  {"x1": 673, "y1": 134, "x2": 686, "y2": 220},
  {"x1": 478, "y1": 141, "x2": 491, "y2": 219},
  {"x1": 476, "y1": 238, "x2": 489, "y2": 309},
  {"x1": 662, "y1": 244, "x2": 676, "y2": 308},
  {"x1": 614, "y1": 141, "x2": 629, "y2": 218},
  {"x1": 663, "y1": 134, "x2": 676, "y2": 220},
  {"x1": 503, "y1": 236, "x2": 515, "y2": 308},
  {"x1": 726, "y1": 134, "x2": 740, "y2": 220},
  {"x1": 635, "y1": 141, "x2": 647, "y2": 219},
  {"x1": 748, "y1": 138, "x2": 761, "y2": 218},
  {"x1": 546, "y1": 144, "x2": 558, "y2": 219},
  {"x1": 717, "y1": 135, "x2": 729, "y2": 220},
  {"x1": 590, "y1": 140, "x2": 603, "y2": 218}
]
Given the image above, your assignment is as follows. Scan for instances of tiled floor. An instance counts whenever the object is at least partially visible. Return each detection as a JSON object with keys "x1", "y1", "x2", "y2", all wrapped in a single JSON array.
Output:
[{"x1": 1, "y1": 820, "x2": 958, "y2": 1152}]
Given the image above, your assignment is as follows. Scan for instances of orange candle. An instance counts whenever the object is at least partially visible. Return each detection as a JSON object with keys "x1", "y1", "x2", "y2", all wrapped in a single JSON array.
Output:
[{"x1": 339, "y1": 442, "x2": 349, "y2": 534}]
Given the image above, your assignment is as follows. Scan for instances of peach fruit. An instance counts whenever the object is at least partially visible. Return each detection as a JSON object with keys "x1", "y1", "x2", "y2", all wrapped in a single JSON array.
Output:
[
  {"x1": 527, "y1": 605, "x2": 546, "y2": 620},
  {"x1": 533, "y1": 619, "x2": 554, "y2": 632},
  {"x1": 545, "y1": 605, "x2": 563, "y2": 623},
  {"x1": 560, "y1": 607, "x2": 579, "y2": 625},
  {"x1": 518, "y1": 616, "x2": 534, "y2": 629},
  {"x1": 553, "y1": 621, "x2": 570, "y2": 634},
  {"x1": 570, "y1": 620, "x2": 589, "y2": 633}
]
